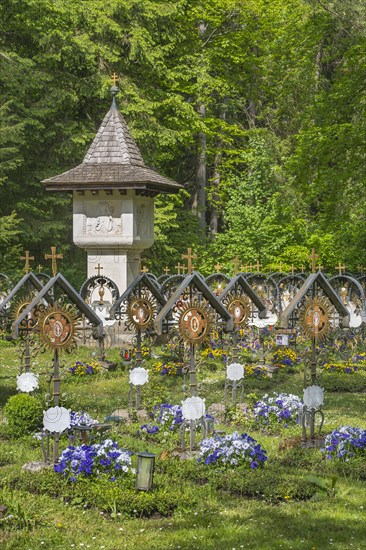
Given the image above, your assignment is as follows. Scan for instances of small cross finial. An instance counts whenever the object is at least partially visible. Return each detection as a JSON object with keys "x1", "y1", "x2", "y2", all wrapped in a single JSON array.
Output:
[
  {"x1": 140, "y1": 265, "x2": 149, "y2": 273},
  {"x1": 20, "y1": 250, "x2": 34, "y2": 274},
  {"x1": 214, "y1": 262, "x2": 222, "y2": 273},
  {"x1": 291, "y1": 265, "x2": 295, "y2": 275},
  {"x1": 182, "y1": 248, "x2": 197, "y2": 274},
  {"x1": 254, "y1": 260, "x2": 262, "y2": 272},
  {"x1": 95, "y1": 263, "x2": 103, "y2": 277},
  {"x1": 37, "y1": 264, "x2": 43, "y2": 273},
  {"x1": 175, "y1": 262, "x2": 183, "y2": 275},
  {"x1": 44, "y1": 246, "x2": 63, "y2": 276},
  {"x1": 232, "y1": 256, "x2": 240, "y2": 275},
  {"x1": 164, "y1": 266, "x2": 170, "y2": 275},
  {"x1": 309, "y1": 248, "x2": 319, "y2": 273},
  {"x1": 357, "y1": 265, "x2": 365, "y2": 275},
  {"x1": 301, "y1": 264, "x2": 305, "y2": 272},
  {"x1": 337, "y1": 262, "x2": 346, "y2": 275},
  {"x1": 111, "y1": 72, "x2": 119, "y2": 87}
]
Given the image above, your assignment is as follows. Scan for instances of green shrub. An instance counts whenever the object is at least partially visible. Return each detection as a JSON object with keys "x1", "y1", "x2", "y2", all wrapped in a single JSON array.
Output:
[
  {"x1": 321, "y1": 373, "x2": 366, "y2": 392},
  {"x1": 211, "y1": 465, "x2": 317, "y2": 503},
  {"x1": 4, "y1": 393, "x2": 44, "y2": 437}
]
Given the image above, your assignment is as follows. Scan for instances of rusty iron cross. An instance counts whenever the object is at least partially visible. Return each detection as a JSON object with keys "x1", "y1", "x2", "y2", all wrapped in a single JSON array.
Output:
[
  {"x1": 337, "y1": 262, "x2": 346, "y2": 275},
  {"x1": 309, "y1": 248, "x2": 319, "y2": 273},
  {"x1": 95, "y1": 263, "x2": 103, "y2": 276},
  {"x1": 44, "y1": 246, "x2": 63, "y2": 277},
  {"x1": 254, "y1": 260, "x2": 262, "y2": 272},
  {"x1": 232, "y1": 256, "x2": 240, "y2": 275},
  {"x1": 20, "y1": 251, "x2": 34, "y2": 274},
  {"x1": 182, "y1": 248, "x2": 197, "y2": 274}
]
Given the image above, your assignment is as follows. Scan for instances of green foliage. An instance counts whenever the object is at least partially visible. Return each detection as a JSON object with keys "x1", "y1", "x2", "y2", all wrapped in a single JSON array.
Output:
[
  {"x1": 212, "y1": 464, "x2": 317, "y2": 504},
  {"x1": 306, "y1": 474, "x2": 338, "y2": 501},
  {"x1": 0, "y1": 0, "x2": 365, "y2": 278},
  {"x1": 4, "y1": 393, "x2": 44, "y2": 437},
  {"x1": 322, "y1": 373, "x2": 366, "y2": 393}
]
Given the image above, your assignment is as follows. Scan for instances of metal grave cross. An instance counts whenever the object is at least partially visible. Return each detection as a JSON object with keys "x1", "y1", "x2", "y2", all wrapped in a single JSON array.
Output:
[
  {"x1": 214, "y1": 263, "x2": 222, "y2": 273},
  {"x1": 309, "y1": 249, "x2": 319, "y2": 273},
  {"x1": 182, "y1": 248, "x2": 197, "y2": 274},
  {"x1": 20, "y1": 251, "x2": 35, "y2": 274},
  {"x1": 337, "y1": 262, "x2": 346, "y2": 275},
  {"x1": 164, "y1": 267, "x2": 171, "y2": 275},
  {"x1": 95, "y1": 263, "x2": 104, "y2": 276},
  {"x1": 44, "y1": 246, "x2": 63, "y2": 277}
]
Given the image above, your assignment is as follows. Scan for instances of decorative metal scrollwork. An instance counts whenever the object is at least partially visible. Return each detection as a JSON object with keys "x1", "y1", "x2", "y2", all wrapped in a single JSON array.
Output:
[{"x1": 300, "y1": 297, "x2": 331, "y2": 341}]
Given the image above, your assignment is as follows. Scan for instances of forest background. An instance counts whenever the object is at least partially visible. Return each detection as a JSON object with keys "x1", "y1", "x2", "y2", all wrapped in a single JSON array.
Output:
[{"x1": 0, "y1": 0, "x2": 365, "y2": 287}]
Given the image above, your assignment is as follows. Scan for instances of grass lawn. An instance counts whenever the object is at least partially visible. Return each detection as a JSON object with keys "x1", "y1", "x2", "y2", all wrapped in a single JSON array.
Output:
[{"x1": 1, "y1": 342, "x2": 366, "y2": 550}]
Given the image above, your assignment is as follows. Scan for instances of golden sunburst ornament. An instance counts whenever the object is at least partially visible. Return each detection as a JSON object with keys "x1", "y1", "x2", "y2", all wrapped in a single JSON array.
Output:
[
  {"x1": 300, "y1": 296, "x2": 331, "y2": 341},
  {"x1": 225, "y1": 294, "x2": 251, "y2": 327},
  {"x1": 176, "y1": 299, "x2": 214, "y2": 344},
  {"x1": 39, "y1": 304, "x2": 78, "y2": 351},
  {"x1": 11, "y1": 295, "x2": 39, "y2": 330},
  {"x1": 127, "y1": 291, "x2": 156, "y2": 329}
]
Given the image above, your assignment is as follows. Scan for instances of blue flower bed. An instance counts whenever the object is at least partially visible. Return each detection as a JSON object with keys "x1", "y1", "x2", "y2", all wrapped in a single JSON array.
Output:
[
  {"x1": 324, "y1": 426, "x2": 366, "y2": 461},
  {"x1": 198, "y1": 432, "x2": 267, "y2": 469},
  {"x1": 54, "y1": 439, "x2": 134, "y2": 482},
  {"x1": 254, "y1": 392, "x2": 303, "y2": 428},
  {"x1": 153, "y1": 403, "x2": 183, "y2": 431}
]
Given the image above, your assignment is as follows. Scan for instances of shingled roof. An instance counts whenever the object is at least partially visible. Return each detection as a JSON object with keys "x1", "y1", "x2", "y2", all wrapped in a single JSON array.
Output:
[{"x1": 43, "y1": 89, "x2": 183, "y2": 194}]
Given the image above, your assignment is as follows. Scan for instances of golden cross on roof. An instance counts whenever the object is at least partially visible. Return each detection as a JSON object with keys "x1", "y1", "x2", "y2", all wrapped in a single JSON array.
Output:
[
  {"x1": 20, "y1": 251, "x2": 34, "y2": 274},
  {"x1": 95, "y1": 263, "x2": 103, "y2": 276},
  {"x1": 309, "y1": 248, "x2": 319, "y2": 273},
  {"x1": 182, "y1": 248, "x2": 197, "y2": 274},
  {"x1": 164, "y1": 266, "x2": 170, "y2": 275},
  {"x1": 214, "y1": 262, "x2": 222, "y2": 273},
  {"x1": 111, "y1": 72, "x2": 119, "y2": 86},
  {"x1": 140, "y1": 265, "x2": 149, "y2": 273},
  {"x1": 44, "y1": 246, "x2": 63, "y2": 277},
  {"x1": 232, "y1": 256, "x2": 240, "y2": 275},
  {"x1": 337, "y1": 262, "x2": 346, "y2": 275}
]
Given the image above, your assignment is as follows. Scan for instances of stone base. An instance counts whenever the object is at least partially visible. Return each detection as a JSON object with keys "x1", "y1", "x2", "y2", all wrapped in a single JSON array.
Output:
[
  {"x1": 109, "y1": 408, "x2": 149, "y2": 423},
  {"x1": 22, "y1": 461, "x2": 52, "y2": 472},
  {"x1": 301, "y1": 438, "x2": 325, "y2": 449}
]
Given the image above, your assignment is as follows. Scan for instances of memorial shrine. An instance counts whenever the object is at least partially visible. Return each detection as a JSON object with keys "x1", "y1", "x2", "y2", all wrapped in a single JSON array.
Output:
[{"x1": 42, "y1": 75, "x2": 182, "y2": 294}]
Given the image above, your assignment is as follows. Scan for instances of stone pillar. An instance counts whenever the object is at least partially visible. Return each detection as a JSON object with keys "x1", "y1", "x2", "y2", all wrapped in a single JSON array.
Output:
[{"x1": 73, "y1": 190, "x2": 154, "y2": 294}]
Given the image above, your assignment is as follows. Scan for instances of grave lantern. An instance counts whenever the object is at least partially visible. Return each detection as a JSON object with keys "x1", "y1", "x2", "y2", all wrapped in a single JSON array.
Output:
[{"x1": 136, "y1": 452, "x2": 156, "y2": 491}]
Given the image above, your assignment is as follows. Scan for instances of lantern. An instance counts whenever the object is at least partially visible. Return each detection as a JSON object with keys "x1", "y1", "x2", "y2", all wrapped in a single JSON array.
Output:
[{"x1": 136, "y1": 452, "x2": 156, "y2": 491}]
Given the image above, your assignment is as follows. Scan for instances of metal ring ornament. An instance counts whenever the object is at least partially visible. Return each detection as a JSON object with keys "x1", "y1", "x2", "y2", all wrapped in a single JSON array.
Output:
[
  {"x1": 227, "y1": 295, "x2": 251, "y2": 326},
  {"x1": 301, "y1": 297, "x2": 331, "y2": 342},
  {"x1": 39, "y1": 305, "x2": 77, "y2": 351},
  {"x1": 177, "y1": 302, "x2": 213, "y2": 344},
  {"x1": 128, "y1": 298, "x2": 155, "y2": 328}
]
